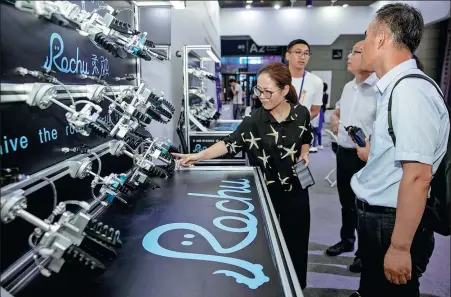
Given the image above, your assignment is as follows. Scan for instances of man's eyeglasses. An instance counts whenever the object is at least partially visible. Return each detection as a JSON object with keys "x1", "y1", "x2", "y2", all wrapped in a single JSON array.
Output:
[
  {"x1": 253, "y1": 86, "x2": 280, "y2": 99},
  {"x1": 349, "y1": 49, "x2": 362, "y2": 56},
  {"x1": 288, "y1": 50, "x2": 311, "y2": 58}
]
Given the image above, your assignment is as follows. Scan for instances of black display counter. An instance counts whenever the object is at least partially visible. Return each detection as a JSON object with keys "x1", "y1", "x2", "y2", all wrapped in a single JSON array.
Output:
[
  {"x1": 188, "y1": 120, "x2": 246, "y2": 165},
  {"x1": 211, "y1": 120, "x2": 241, "y2": 131},
  {"x1": 17, "y1": 167, "x2": 303, "y2": 297}
]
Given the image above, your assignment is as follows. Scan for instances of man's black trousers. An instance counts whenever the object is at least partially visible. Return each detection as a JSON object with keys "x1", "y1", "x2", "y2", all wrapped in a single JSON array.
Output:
[
  {"x1": 336, "y1": 146, "x2": 366, "y2": 252},
  {"x1": 357, "y1": 200, "x2": 435, "y2": 297}
]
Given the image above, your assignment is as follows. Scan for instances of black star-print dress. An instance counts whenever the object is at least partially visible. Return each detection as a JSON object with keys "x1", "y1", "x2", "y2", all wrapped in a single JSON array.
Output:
[
  {"x1": 222, "y1": 103, "x2": 313, "y2": 289},
  {"x1": 223, "y1": 103, "x2": 313, "y2": 197}
]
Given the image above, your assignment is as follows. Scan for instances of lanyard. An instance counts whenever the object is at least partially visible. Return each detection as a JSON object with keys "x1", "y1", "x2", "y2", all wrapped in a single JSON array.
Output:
[{"x1": 297, "y1": 71, "x2": 307, "y2": 102}]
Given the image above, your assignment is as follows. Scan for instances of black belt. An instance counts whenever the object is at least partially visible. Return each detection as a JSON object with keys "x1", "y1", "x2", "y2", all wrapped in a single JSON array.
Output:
[
  {"x1": 338, "y1": 145, "x2": 357, "y2": 152},
  {"x1": 356, "y1": 199, "x2": 396, "y2": 214}
]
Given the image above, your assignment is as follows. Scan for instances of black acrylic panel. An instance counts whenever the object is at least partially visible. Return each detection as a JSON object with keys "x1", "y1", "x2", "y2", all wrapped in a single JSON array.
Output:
[
  {"x1": 0, "y1": 101, "x2": 113, "y2": 174},
  {"x1": 0, "y1": 0, "x2": 138, "y2": 85},
  {"x1": 189, "y1": 134, "x2": 245, "y2": 160},
  {"x1": 17, "y1": 170, "x2": 287, "y2": 297},
  {"x1": 0, "y1": 0, "x2": 141, "y2": 174}
]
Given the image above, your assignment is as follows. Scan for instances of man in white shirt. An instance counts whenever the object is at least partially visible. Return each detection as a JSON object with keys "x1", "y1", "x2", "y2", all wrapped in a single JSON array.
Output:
[
  {"x1": 350, "y1": 4, "x2": 449, "y2": 297},
  {"x1": 327, "y1": 40, "x2": 378, "y2": 274},
  {"x1": 229, "y1": 79, "x2": 243, "y2": 120},
  {"x1": 285, "y1": 39, "x2": 324, "y2": 120}
]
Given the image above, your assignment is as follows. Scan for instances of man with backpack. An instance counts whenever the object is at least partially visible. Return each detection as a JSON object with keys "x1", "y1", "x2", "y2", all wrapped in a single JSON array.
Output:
[{"x1": 349, "y1": 3, "x2": 450, "y2": 297}]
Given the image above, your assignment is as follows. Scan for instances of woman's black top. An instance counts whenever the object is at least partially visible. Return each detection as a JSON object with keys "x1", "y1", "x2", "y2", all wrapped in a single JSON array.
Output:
[{"x1": 223, "y1": 103, "x2": 313, "y2": 195}]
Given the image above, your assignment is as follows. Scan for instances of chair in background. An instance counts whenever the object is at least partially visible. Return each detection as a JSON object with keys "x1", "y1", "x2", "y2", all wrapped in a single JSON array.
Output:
[{"x1": 324, "y1": 129, "x2": 338, "y2": 187}]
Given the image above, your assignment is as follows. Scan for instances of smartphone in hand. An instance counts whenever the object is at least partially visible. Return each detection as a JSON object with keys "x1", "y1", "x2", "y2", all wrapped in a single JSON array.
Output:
[
  {"x1": 294, "y1": 160, "x2": 315, "y2": 189},
  {"x1": 339, "y1": 121, "x2": 366, "y2": 147}
]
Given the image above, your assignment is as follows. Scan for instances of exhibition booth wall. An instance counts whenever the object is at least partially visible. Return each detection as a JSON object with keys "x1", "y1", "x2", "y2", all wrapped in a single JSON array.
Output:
[
  {"x1": 219, "y1": 1, "x2": 450, "y2": 46},
  {"x1": 139, "y1": 1, "x2": 221, "y2": 149},
  {"x1": 220, "y1": 1, "x2": 450, "y2": 107}
]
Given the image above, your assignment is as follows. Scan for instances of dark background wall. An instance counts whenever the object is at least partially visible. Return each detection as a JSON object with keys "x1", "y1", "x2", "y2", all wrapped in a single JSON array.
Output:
[
  {"x1": 0, "y1": 0, "x2": 138, "y2": 273},
  {"x1": 0, "y1": 0, "x2": 138, "y2": 174},
  {"x1": 0, "y1": 0, "x2": 137, "y2": 86}
]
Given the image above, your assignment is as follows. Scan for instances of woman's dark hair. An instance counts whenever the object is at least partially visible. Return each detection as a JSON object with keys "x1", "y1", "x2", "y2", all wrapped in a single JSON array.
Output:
[
  {"x1": 412, "y1": 54, "x2": 424, "y2": 71},
  {"x1": 257, "y1": 62, "x2": 298, "y2": 105},
  {"x1": 323, "y1": 82, "x2": 328, "y2": 92}
]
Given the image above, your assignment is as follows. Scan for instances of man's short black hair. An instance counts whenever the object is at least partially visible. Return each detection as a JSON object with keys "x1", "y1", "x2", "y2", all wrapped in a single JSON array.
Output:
[
  {"x1": 228, "y1": 79, "x2": 236, "y2": 84},
  {"x1": 287, "y1": 39, "x2": 311, "y2": 52},
  {"x1": 374, "y1": 3, "x2": 424, "y2": 53}
]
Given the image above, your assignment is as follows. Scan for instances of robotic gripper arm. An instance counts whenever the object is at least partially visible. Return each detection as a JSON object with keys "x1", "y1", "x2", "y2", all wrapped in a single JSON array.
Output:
[
  {"x1": 66, "y1": 156, "x2": 130, "y2": 205},
  {"x1": 187, "y1": 66, "x2": 218, "y2": 82},
  {"x1": 104, "y1": 82, "x2": 174, "y2": 140},
  {"x1": 135, "y1": 137, "x2": 179, "y2": 176},
  {"x1": 15, "y1": 67, "x2": 103, "y2": 137},
  {"x1": 0, "y1": 189, "x2": 122, "y2": 277},
  {"x1": 10, "y1": 0, "x2": 75, "y2": 28},
  {"x1": 7, "y1": 1, "x2": 163, "y2": 61},
  {"x1": 108, "y1": 140, "x2": 166, "y2": 189}
]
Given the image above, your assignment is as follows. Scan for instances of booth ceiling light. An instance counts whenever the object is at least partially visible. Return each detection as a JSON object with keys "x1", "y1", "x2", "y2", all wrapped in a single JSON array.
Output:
[
  {"x1": 206, "y1": 49, "x2": 220, "y2": 64},
  {"x1": 306, "y1": 0, "x2": 313, "y2": 7},
  {"x1": 246, "y1": 0, "x2": 253, "y2": 3},
  {"x1": 274, "y1": 4, "x2": 281, "y2": 9},
  {"x1": 246, "y1": 4, "x2": 251, "y2": 9},
  {"x1": 170, "y1": 1, "x2": 185, "y2": 9}
]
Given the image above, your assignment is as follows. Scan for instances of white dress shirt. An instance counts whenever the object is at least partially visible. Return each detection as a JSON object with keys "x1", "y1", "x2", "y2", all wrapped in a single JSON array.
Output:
[
  {"x1": 336, "y1": 73, "x2": 378, "y2": 148},
  {"x1": 351, "y1": 59, "x2": 450, "y2": 207}
]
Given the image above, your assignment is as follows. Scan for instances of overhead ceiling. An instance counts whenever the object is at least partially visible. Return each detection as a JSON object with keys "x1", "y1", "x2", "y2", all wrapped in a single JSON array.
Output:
[{"x1": 218, "y1": 0, "x2": 377, "y2": 9}]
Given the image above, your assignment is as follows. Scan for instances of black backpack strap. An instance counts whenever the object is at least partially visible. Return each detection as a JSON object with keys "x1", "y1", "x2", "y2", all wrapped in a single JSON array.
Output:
[{"x1": 387, "y1": 74, "x2": 445, "y2": 146}]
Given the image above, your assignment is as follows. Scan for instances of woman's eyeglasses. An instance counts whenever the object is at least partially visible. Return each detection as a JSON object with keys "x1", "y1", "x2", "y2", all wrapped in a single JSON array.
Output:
[{"x1": 253, "y1": 86, "x2": 281, "y2": 99}]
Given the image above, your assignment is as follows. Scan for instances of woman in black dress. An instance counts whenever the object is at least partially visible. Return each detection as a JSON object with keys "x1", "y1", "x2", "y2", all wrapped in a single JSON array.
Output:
[{"x1": 173, "y1": 62, "x2": 313, "y2": 289}]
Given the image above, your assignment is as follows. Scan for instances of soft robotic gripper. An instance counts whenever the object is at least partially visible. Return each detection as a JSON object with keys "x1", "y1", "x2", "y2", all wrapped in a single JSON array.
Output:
[
  {"x1": 88, "y1": 122, "x2": 110, "y2": 138},
  {"x1": 94, "y1": 32, "x2": 127, "y2": 59},
  {"x1": 63, "y1": 219, "x2": 122, "y2": 271},
  {"x1": 143, "y1": 164, "x2": 169, "y2": 179}
]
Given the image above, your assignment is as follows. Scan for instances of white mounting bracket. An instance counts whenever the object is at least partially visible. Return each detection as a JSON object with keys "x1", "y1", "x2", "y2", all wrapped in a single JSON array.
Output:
[{"x1": 27, "y1": 83, "x2": 57, "y2": 109}]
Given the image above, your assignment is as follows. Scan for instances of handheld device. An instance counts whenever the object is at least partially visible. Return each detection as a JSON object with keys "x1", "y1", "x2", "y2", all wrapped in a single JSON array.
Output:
[
  {"x1": 293, "y1": 160, "x2": 315, "y2": 190},
  {"x1": 339, "y1": 121, "x2": 366, "y2": 147}
]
